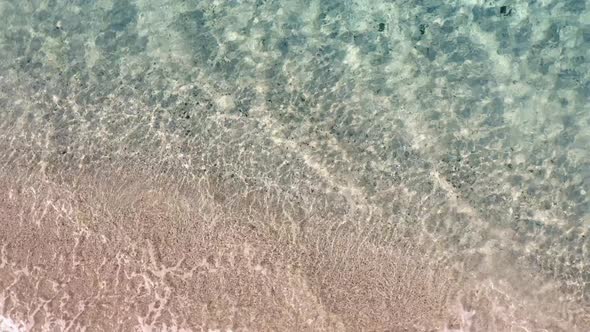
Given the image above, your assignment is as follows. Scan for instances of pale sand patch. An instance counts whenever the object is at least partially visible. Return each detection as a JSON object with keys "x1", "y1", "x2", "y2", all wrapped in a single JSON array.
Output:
[{"x1": 0, "y1": 315, "x2": 25, "y2": 332}]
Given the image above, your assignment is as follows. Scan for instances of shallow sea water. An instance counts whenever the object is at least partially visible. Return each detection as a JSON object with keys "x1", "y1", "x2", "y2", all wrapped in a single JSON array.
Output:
[{"x1": 0, "y1": 0, "x2": 589, "y2": 331}]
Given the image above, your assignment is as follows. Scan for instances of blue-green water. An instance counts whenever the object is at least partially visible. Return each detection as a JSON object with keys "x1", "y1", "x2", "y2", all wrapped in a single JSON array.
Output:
[{"x1": 0, "y1": 0, "x2": 588, "y2": 330}]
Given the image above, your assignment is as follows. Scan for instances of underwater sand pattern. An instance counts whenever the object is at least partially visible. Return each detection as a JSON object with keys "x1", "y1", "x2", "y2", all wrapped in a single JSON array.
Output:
[{"x1": 0, "y1": 0, "x2": 589, "y2": 330}]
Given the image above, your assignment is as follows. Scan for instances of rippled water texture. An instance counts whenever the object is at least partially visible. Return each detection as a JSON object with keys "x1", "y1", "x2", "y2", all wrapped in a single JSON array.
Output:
[{"x1": 0, "y1": 0, "x2": 589, "y2": 330}]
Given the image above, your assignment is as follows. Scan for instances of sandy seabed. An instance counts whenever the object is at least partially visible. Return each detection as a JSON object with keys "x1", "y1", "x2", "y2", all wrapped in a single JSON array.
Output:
[
  {"x1": 0, "y1": 161, "x2": 587, "y2": 331},
  {"x1": 0, "y1": 163, "x2": 466, "y2": 331},
  {"x1": 0, "y1": 0, "x2": 589, "y2": 330}
]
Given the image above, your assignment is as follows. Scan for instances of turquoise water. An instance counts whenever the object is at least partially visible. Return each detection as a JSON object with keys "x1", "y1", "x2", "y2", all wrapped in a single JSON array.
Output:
[{"x1": 0, "y1": 0, "x2": 588, "y2": 330}]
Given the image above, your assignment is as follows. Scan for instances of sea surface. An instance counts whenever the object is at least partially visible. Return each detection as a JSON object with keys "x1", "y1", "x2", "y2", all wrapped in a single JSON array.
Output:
[{"x1": 0, "y1": 0, "x2": 589, "y2": 331}]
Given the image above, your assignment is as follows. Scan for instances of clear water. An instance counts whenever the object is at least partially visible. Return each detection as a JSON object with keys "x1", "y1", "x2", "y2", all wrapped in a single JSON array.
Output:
[{"x1": 0, "y1": 0, "x2": 588, "y2": 330}]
